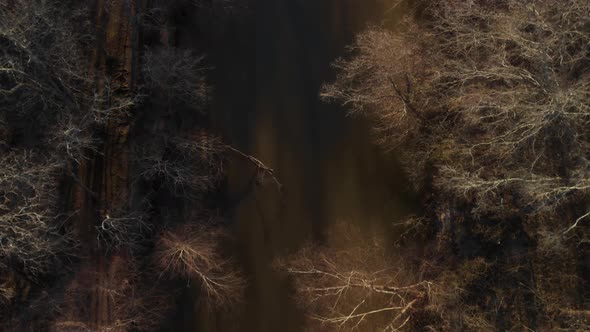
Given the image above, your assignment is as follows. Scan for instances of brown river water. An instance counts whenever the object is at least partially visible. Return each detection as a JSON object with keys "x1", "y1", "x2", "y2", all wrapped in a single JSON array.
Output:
[{"x1": 166, "y1": 0, "x2": 409, "y2": 330}]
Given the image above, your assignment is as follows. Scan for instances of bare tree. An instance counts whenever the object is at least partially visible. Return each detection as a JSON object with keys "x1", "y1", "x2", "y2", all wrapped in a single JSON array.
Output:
[
  {"x1": 1, "y1": 0, "x2": 137, "y2": 162},
  {"x1": 142, "y1": 47, "x2": 210, "y2": 110},
  {"x1": 134, "y1": 131, "x2": 226, "y2": 198},
  {"x1": 277, "y1": 224, "x2": 432, "y2": 331},
  {"x1": 96, "y1": 209, "x2": 153, "y2": 253},
  {"x1": 279, "y1": 223, "x2": 516, "y2": 331},
  {"x1": 323, "y1": 0, "x2": 590, "y2": 229},
  {"x1": 0, "y1": 0, "x2": 89, "y2": 119},
  {"x1": 2, "y1": 1, "x2": 246, "y2": 330},
  {"x1": 0, "y1": 152, "x2": 77, "y2": 281},
  {"x1": 281, "y1": 247, "x2": 430, "y2": 331},
  {"x1": 89, "y1": 76, "x2": 141, "y2": 126},
  {"x1": 153, "y1": 223, "x2": 244, "y2": 307},
  {"x1": 50, "y1": 115, "x2": 99, "y2": 165},
  {"x1": 317, "y1": 0, "x2": 590, "y2": 330}
]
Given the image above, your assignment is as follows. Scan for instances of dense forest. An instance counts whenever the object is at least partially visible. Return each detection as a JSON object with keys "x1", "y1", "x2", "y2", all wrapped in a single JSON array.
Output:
[{"x1": 0, "y1": 0, "x2": 589, "y2": 331}]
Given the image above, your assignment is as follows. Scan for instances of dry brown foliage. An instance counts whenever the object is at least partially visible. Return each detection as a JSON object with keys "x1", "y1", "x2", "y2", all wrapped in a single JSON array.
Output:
[
  {"x1": 530, "y1": 241, "x2": 588, "y2": 330},
  {"x1": 323, "y1": 0, "x2": 590, "y2": 229},
  {"x1": 423, "y1": 257, "x2": 497, "y2": 331},
  {"x1": 278, "y1": 224, "x2": 431, "y2": 331},
  {"x1": 153, "y1": 223, "x2": 244, "y2": 307},
  {"x1": 318, "y1": 0, "x2": 590, "y2": 330},
  {"x1": 279, "y1": 224, "x2": 534, "y2": 331}
]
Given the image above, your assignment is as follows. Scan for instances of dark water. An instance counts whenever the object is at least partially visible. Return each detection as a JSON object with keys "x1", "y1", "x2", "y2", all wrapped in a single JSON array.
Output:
[{"x1": 177, "y1": 1, "x2": 408, "y2": 330}]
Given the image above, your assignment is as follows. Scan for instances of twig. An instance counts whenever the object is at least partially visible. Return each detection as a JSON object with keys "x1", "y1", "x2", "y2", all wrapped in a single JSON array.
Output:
[
  {"x1": 562, "y1": 210, "x2": 590, "y2": 235},
  {"x1": 225, "y1": 145, "x2": 283, "y2": 190}
]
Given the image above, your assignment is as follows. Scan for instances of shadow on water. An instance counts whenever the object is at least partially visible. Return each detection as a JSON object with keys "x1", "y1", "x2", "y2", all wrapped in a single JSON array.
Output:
[{"x1": 175, "y1": 1, "x2": 411, "y2": 330}]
